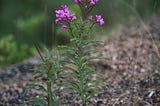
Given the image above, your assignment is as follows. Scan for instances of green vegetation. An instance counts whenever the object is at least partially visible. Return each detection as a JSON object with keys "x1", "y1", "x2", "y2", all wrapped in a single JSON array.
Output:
[
  {"x1": 26, "y1": 49, "x2": 62, "y2": 106},
  {"x1": 26, "y1": 1, "x2": 104, "y2": 105},
  {"x1": 0, "y1": 0, "x2": 159, "y2": 45},
  {"x1": 0, "y1": 35, "x2": 35, "y2": 68},
  {"x1": 0, "y1": 0, "x2": 159, "y2": 68}
]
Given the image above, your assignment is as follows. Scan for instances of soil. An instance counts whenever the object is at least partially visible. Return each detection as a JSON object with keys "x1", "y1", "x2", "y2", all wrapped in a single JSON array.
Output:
[{"x1": 0, "y1": 17, "x2": 160, "y2": 106}]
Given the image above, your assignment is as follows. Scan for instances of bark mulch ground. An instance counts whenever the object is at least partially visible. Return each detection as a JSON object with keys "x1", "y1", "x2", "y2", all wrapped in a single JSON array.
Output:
[{"x1": 0, "y1": 17, "x2": 160, "y2": 106}]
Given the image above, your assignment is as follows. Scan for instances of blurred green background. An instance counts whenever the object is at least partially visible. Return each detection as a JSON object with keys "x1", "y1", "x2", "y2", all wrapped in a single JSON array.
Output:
[{"x1": 0, "y1": 0, "x2": 160, "y2": 68}]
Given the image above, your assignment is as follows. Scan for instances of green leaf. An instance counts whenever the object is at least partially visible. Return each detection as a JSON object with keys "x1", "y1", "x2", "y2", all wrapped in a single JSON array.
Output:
[
  {"x1": 27, "y1": 97, "x2": 47, "y2": 106},
  {"x1": 64, "y1": 81, "x2": 80, "y2": 91},
  {"x1": 83, "y1": 70, "x2": 97, "y2": 81},
  {"x1": 68, "y1": 4, "x2": 81, "y2": 19},
  {"x1": 87, "y1": 56, "x2": 103, "y2": 61},
  {"x1": 85, "y1": 79, "x2": 100, "y2": 85},
  {"x1": 83, "y1": 49, "x2": 99, "y2": 56},
  {"x1": 51, "y1": 92, "x2": 59, "y2": 106},
  {"x1": 27, "y1": 84, "x2": 47, "y2": 93},
  {"x1": 86, "y1": 90, "x2": 99, "y2": 102},
  {"x1": 58, "y1": 45, "x2": 75, "y2": 51},
  {"x1": 60, "y1": 60, "x2": 76, "y2": 67},
  {"x1": 40, "y1": 68, "x2": 48, "y2": 74}
]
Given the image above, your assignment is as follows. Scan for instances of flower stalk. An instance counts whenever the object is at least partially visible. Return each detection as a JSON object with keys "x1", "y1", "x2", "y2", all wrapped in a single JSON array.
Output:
[
  {"x1": 47, "y1": 64, "x2": 52, "y2": 106},
  {"x1": 55, "y1": 0, "x2": 104, "y2": 105}
]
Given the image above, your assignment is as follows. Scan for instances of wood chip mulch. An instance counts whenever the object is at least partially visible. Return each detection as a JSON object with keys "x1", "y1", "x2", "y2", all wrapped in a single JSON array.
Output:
[{"x1": 0, "y1": 17, "x2": 160, "y2": 106}]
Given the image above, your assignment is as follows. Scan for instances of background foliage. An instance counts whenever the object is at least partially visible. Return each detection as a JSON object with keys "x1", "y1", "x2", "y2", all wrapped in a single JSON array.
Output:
[
  {"x1": 0, "y1": 35, "x2": 35, "y2": 68},
  {"x1": 0, "y1": 0, "x2": 159, "y2": 68}
]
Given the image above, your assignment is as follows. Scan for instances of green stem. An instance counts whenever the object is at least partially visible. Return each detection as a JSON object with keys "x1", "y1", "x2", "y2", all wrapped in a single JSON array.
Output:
[
  {"x1": 80, "y1": 70, "x2": 86, "y2": 106},
  {"x1": 47, "y1": 64, "x2": 52, "y2": 106},
  {"x1": 76, "y1": 42, "x2": 86, "y2": 106},
  {"x1": 68, "y1": 22, "x2": 74, "y2": 38}
]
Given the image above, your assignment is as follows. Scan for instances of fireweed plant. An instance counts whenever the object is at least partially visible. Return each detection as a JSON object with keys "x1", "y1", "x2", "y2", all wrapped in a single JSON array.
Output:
[
  {"x1": 56, "y1": 0, "x2": 104, "y2": 105},
  {"x1": 25, "y1": 46, "x2": 62, "y2": 106}
]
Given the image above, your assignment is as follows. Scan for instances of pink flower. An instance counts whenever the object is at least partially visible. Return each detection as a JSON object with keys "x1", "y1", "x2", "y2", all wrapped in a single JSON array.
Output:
[
  {"x1": 88, "y1": 15, "x2": 104, "y2": 25},
  {"x1": 88, "y1": 16, "x2": 93, "y2": 22},
  {"x1": 74, "y1": 0, "x2": 82, "y2": 4},
  {"x1": 55, "y1": 5, "x2": 76, "y2": 24},
  {"x1": 68, "y1": 14, "x2": 76, "y2": 21},
  {"x1": 61, "y1": 24, "x2": 67, "y2": 30},
  {"x1": 90, "y1": 0, "x2": 99, "y2": 5},
  {"x1": 84, "y1": 5, "x2": 88, "y2": 9},
  {"x1": 96, "y1": 15, "x2": 104, "y2": 25}
]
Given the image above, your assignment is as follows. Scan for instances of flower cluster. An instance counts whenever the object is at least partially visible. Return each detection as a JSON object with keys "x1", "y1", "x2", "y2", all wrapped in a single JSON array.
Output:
[
  {"x1": 55, "y1": 5, "x2": 76, "y2": 24},
  {"x1": 88, "y1": 16, "x2": 93, "y2": 22},
  {"x1": 90, "y1": 0, "x2": 99, "y2": 5},
  {"x1": 55, "y1": 1, "x2": 104, "y2": 30},
  {"x1": 95, "y1": 15, "x2": 104, "y2": 25},
  {"x1": 88, "y1": 15, "x2": 104, "y2": 25},
  {"x1": 74, "y1": 0, "x2": 82, "y2": 4},
  {"x1": 74, "y1": 0, "x2": 99, "y2": 5}
]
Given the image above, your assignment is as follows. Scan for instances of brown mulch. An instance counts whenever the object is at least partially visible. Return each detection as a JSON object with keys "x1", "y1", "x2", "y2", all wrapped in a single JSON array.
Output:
[{"x1": 0, "y1": 17, "x2": 160, "y2": 106}]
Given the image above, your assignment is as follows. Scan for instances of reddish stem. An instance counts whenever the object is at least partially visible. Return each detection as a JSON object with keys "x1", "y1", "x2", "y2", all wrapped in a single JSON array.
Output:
[{"x1": 67, "y1": 22, "x2": 74, "y2": 38}]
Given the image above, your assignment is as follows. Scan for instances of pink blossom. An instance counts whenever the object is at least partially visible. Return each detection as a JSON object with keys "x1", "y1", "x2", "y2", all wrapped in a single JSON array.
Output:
[
  {"x1": 88, "y1": 16, "x2": 93, "y2": 22},
  {"x1": 74, "y1": 0, "x2": 82, "y2": 4},
  {"x1": 68, "y1": 14, "x2": 76, "y2": 21},
  {"x1": 89, "y1": 0, "x2": 99, "y2": 5},
  {"x1": 84, "y1": 5, "x2": 88, "y2": 9},
  {"x1": 61, "y1": 24, "x2": 67, "y2": 30},
  {"x1": 55, "y1": 5, "x2": 76, "y2": 24},
  {"x1": 96, "y1": 15, "x2": 104, "y2": 25}
]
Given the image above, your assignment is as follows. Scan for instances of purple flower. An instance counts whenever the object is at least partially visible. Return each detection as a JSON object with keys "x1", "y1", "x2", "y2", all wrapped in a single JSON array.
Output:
[
  {"x1": 61, "y1": 24, "x2": 67, "y2": 30},
  {"x1": 89, "y1": 0, "x2": 99, "y2": 5},
  {"x1": 96, "y1": 15, "x2": 104, "y2": 25},
  {"x1": 68, "y1": 14, "x2": 76, "y2": 21},
  {"x1": 88, "y1": 15, "x2": 104, "y2": 25},
  {"x1": 55, "y1": 5, "x2": 76, "y2": 24},
  {"x1": 74, "y1": 0, "x2": 82, "y2": 4},
  {"x1": 88, "y1": 16, "x2": 93, "y2": 22},
  {"x1": 55, "y1": 19, "x2": 60, "y2": 24},
  {"x1": 84, "y1": 5, "x2": 88, "y2": 9}
]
